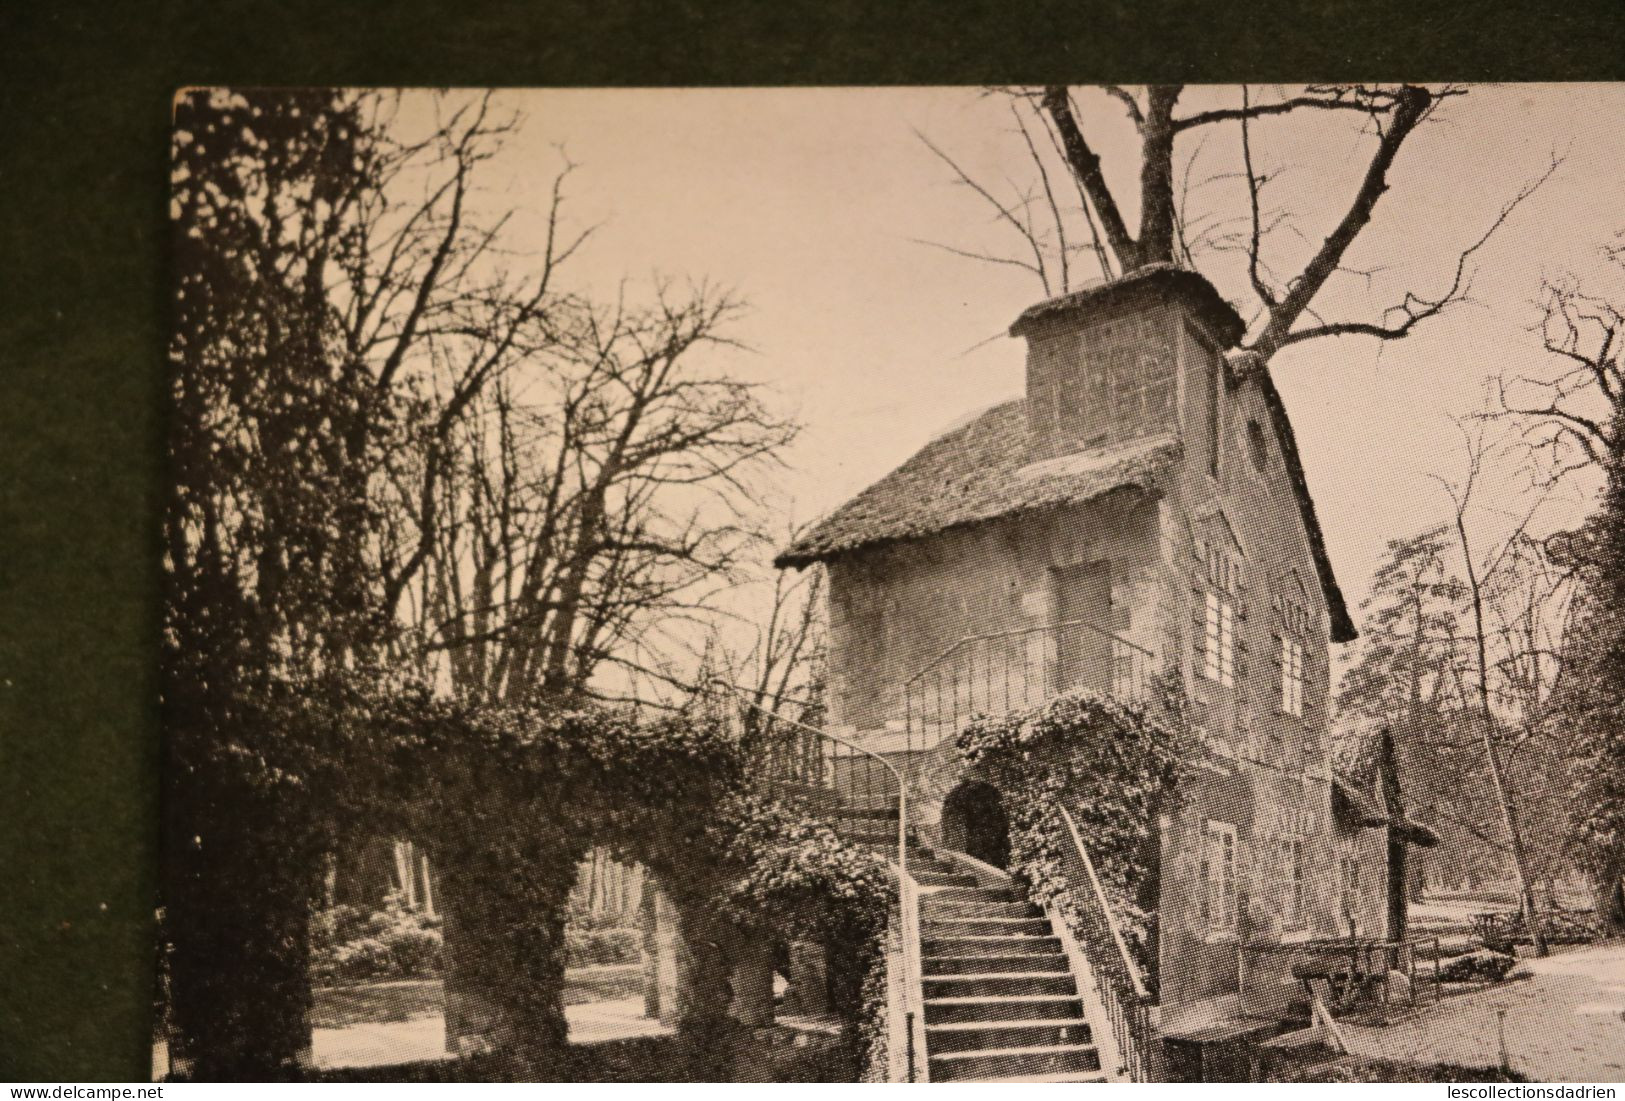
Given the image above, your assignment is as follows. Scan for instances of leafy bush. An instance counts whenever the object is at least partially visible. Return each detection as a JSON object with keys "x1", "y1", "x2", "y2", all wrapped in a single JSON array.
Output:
[
  {"x1": 1437, "y1": 948, "x2": 1516, "y2": 983},
  {"x1": 312, "y1": 890, "x2": 443, "y2": 984},
  {"x1": 564, "y1": 925, "x2": 643, "y2": 967},
  {"x1": 1279, "y1": 1057, "x2": 1527, "y2": 1083},
  {"x1": 957, "y1": 686, "x2": 1188, "y2": 983}
]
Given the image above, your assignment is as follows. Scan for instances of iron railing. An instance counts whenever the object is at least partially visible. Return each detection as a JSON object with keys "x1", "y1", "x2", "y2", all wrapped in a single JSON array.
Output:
[
  {"x1": 898, "y1": 872, "x2": 928, "y2": 1082},
  {"x1": 903, "y1": 618, "x2": 1154, "y2": 759},
  {"x1": 1056, "y1": 806, "x2": 1159, "y2": 1082}
]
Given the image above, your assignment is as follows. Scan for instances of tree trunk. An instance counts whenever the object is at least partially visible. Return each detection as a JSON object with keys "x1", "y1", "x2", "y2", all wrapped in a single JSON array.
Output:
[
  {"x1": 1458, "y1": 510, "x2": 1550, "y2": 957},
  {"x1": 163, "y1": 812, "x2": 317, "y2": 1079},
  {"x1": 1136, "y1": 87, "x2": 1181, "y2": 267},
  {"x1": 1596, "y1": 861, "x2": 1625, "y2": 937}
]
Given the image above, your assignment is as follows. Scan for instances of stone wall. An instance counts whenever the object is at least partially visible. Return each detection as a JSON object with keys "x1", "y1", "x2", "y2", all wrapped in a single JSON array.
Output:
[
  {"x1": 826, "y1": 493, "x2": 1163, "y2": 738},
  {"x1": 1153, "y1": 304, "x2": 1385, "y2": 1025},
  {"x1": 1023, "y1": 293, "x2": 1179, "y2": 462}
]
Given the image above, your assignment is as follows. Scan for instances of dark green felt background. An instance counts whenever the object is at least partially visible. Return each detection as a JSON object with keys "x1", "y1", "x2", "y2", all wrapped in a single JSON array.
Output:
[{"x1": 2, "y1": 0, "x2": 1621, "y2": 1081}]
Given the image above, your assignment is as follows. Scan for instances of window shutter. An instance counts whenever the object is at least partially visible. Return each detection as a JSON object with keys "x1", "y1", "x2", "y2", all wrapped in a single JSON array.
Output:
[{"x1": 1235, "y1": 636, "x2": 1250, "y2": 678}]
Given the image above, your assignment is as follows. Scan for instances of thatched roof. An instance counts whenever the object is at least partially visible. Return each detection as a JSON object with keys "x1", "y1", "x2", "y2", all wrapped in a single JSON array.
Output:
[
  {"x1": 778, "y1": 266, "x2": 1355, "y2": 644},
  {"x1": 775, "y1": 401, "x2": 1179, "y2": 567}
]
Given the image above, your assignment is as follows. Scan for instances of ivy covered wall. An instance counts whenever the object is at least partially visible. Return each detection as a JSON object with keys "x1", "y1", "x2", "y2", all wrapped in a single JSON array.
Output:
[{"x1": 159, "y1": 671, "x2": 895, "y2": 1081}]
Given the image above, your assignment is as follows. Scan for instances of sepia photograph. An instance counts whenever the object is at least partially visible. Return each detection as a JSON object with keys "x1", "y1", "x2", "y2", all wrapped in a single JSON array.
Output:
[{"x1": 144, "y1": 81, "x2": 1625, "y2": 1083}]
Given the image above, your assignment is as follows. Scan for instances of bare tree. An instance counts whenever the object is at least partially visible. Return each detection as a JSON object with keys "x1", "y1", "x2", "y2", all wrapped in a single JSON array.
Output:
[
  {"x1": 405, "y1": 282, "x2": 798, "y2": 706},
  {"x1": 1495, "y1": 265, "x2": 1625, "y2": 481},
  {"x1": 1491, "y1": 245, "x2": 1625, "y2": 931},
  {"x1": 165, "y1": 87, "x2": 583, "y2": 1075},
  {"x1": 921, "y1": 85, "x2": 1556, "y2": 367},
  {"x1": 1431, "y1": 421, "x2": 1562, "y2": 954},
  {"x1": 694, "y1": 528, "x2": 828, "y2": 728}
]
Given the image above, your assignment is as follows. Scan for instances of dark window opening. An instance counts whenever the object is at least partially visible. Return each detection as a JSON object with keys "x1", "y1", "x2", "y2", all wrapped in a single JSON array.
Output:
[{"x1": 1247, "y1": 419, "x2": 1268, "y2": 473}]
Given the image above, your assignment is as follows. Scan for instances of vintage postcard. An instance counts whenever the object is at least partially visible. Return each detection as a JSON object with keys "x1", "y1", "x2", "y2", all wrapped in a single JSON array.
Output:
[{"x1": 155, "y1": 85, "x2": 1625, "y2": 1083}]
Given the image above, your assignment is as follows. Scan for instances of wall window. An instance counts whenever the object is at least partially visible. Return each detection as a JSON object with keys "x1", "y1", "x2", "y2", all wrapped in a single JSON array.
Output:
[
  {"x1": 1247, "y1": 418, "x2": 1269, "y2": 473},
  {"x1": 1195, "y1": 538, "x2": 1245, "y2": 689},
  {"x1": 1280, "y1": 635, "x2": 1304, "y2": 716},
  {"x1": 1279, "y1": 837, "x2": 1305, "y2": 929},
  {"x1": 1200, "y1": 820, "x2": 1239, "y2": 935},
  {"x1": 1203, "y1": 590, "x2": 1236, "y2": 687}
]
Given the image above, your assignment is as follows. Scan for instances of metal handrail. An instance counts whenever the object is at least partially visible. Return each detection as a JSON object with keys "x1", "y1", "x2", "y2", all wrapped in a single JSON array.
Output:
[
  {"x1": 711, "y1": 681, "x2": 924, "y2": 1081},
  {"x1": 1061, "y1": 806, "x2": 1149, "y2": 999},
  {"x1": 902, "y1": 616, "x2": 1154, "y2": 695},
  {"x1": 900, "y1": 618, "x2": 1156, "y2": 778},
  {"x1": 707, "y1": 679, "x2": 910, "y2": 896},
  {"x1": 1057, "y1": 805, "x2": 1157, "y2": 1081}
]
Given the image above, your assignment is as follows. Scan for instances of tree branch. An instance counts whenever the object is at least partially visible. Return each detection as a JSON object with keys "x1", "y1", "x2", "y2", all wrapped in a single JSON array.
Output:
[{"x1": 1041, "y1": 86, "x2": 1139, "y2": 271}]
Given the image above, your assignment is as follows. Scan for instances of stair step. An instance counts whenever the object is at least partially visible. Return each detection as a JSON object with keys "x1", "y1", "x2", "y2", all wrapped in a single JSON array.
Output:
[
  {"x1": 922, "y1": 934, "x2": 1063, "y2": 957},
  {"x1": 925, "y1": 953, "x2": 1070, "y2": 975},
  {"x1": 924, "y1": 885, "x2": 1021, "y2": 904},
  {"x1": 928, "y1": 1042, "x2": 1102, "y2": 1082},
  {"x1": 924, "y1": 994, "x2": 1086, "y2": 1024},
  {"x1": 835, "y1": 805, "x2": 898, "y2": 820},
  {"x1": 976, "y1": 1070, "x2": 1110, "y2": 1083},
  {"x1": 925, "y1": 917, "x2": 1051, "y2": 937},
  {"x1": 926, "y1": 1019, "x2": 1093, "y2": 1053},
  {"x1": 925, "y1": 972, "x2": 1077, "y2": 998},
  {"x1": 924, "y1": 899, "x2": 1042, "y2": 919},
  {"x1": 915, "y1": 871, "x2": 980, "y2": 888}
]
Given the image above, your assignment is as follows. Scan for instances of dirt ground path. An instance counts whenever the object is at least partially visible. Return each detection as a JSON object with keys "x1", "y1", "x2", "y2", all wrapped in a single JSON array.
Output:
[{"x1": 1341, "y1": 943, "x2": 1625, "y2": 1082}]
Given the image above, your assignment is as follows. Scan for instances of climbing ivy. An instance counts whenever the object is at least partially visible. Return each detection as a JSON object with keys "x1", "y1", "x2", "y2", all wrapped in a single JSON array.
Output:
[
  {"x1": 707, "y1": 792, "x2": 892, "y2": 1070},
  {"x1": 161, "y1": 667, "x2": 896, "y2": 1080},
  {"x1": 956, "y1": 685, "x2": 1190, "y2": 980}
]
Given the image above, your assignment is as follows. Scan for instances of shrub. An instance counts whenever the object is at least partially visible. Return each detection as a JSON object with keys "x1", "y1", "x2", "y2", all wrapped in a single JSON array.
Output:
[
  {"x1": 956, "y1": 686, "x2": 1188, "y2": 984},
  {"x1": 564, "y1": 925, "x2": 643, "y2": 967},
  {"x1": 312, "y1": 891, "x2": 444, "y2": 984},
  {"x1": 1437, "y1": 948, "x2": 1516, "y2": 983}
]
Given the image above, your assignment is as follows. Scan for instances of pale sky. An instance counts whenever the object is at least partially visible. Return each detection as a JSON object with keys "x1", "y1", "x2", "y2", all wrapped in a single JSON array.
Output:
[{"x1": 442, "y1": 84, "x2": 1625, "y2": 627}]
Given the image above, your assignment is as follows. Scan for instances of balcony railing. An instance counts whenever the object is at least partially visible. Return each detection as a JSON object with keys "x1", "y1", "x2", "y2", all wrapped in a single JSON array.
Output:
[{"x1": 902, "y1": 617, "x2": 1154, "y2": 757}]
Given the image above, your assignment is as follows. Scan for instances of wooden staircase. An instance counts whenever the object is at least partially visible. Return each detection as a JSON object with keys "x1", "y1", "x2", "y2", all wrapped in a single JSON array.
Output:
[{"x1": 832, "y1": 807, "x2": 1109, "y2": 1083}]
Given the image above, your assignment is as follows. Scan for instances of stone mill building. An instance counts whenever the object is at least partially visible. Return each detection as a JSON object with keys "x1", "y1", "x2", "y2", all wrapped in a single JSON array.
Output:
[{"x1": 775, "y1": 265, "x2": 1437, "y2": 1081}]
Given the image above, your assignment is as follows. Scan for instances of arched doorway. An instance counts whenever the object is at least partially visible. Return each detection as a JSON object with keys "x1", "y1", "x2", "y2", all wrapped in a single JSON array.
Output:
[{"x1": 940, "y1": 780, "x2": 1011, "y2": 870}]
